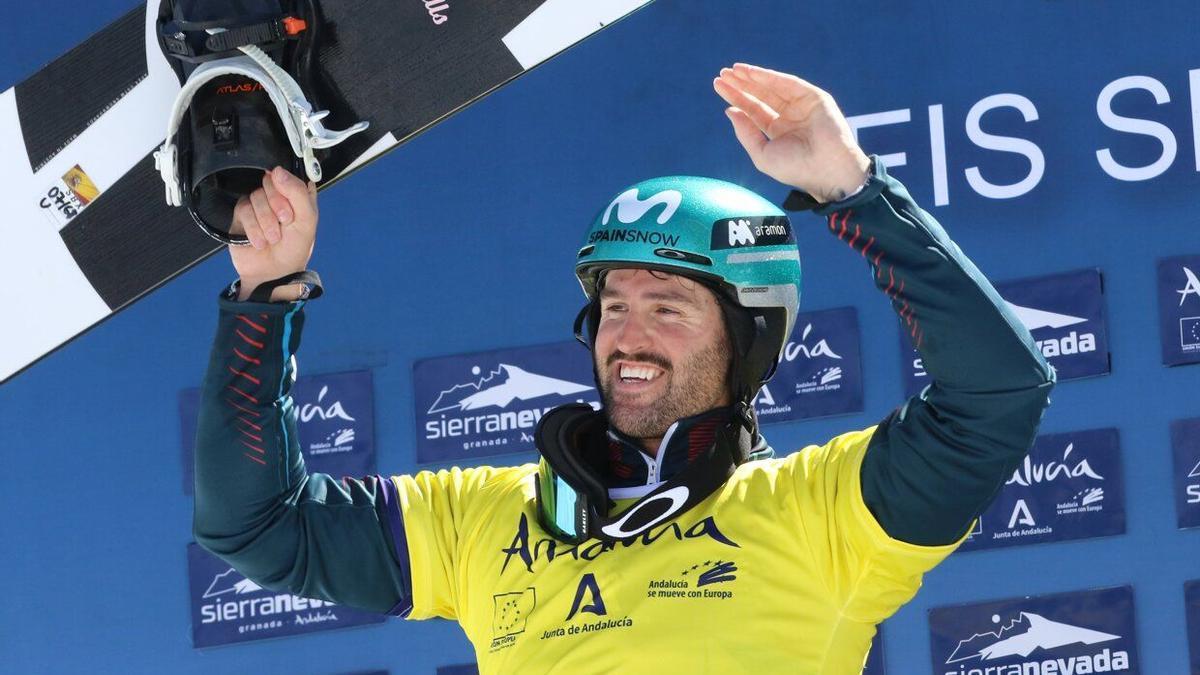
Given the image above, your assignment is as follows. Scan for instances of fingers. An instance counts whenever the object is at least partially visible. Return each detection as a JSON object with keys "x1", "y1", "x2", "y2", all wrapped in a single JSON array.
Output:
[
  {"x1": 718, "y1": 66, "x2": 788, "y2": 112},
  {"x1": 231, "y1": 197, "x2": 250, "y2": 243},
  {"x1": 267, "y1": 166, "x2": 318, "y2": 225},
  {"x1": 228, "y1": 167, "x2": 318, "y2": 250},
  {"x1": 713, "y1": 76, "x2": 778, "y2": 137},
  {"x1": 732, "y1": 62, "x2": 819, "y2": 99},
  {"x1": 249, "y1": 188, "x2": 280, "y2": 245},
  {"x1": 724, "y1": 107, "x2": 768, "y2": 165},
  {"x1": 261, "y1": 171, "x2": 293, "y2": 227},
  {"x1": 233, "y1": 196, "x2": 268, "y2": 250}
]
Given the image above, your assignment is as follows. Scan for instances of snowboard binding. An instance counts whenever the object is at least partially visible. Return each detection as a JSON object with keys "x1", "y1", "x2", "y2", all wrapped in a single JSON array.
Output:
[{"x1": 153, "y1": 0, "x2": 368, "y2": 245}]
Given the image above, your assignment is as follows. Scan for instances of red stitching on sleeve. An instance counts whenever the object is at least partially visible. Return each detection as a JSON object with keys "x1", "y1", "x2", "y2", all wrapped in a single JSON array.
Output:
[
  {"x1": 238, "y1": 428, "x2": 264, "y2": 443},
  {"x1": 237, "y1": 416, "x2": 263, "y2": 431},
  {"x1": 243, "y1": 452, "x2": 267, "y2": 465},
  {"x1": 240, "y1": 439, "x2": 265, "y2": 454},
  {"x1": 225, "y1": 399, "x2": 262, "y2": 418},
  {"x1": 227, "y1": 386, "x2": 260, "y2": 405},
  {"x1": 235, "y1": 329, "x2": 265, "y2": 349},
  {"x1": 227, "y1": 365, "x2": 262, "y2": 386},
  {"x1": 233, "y1": 348, "x2": 261, "y2": 365},
  {"x1": 844, "y1": 220, "x2": 926, "y2": 350},
  {"x1": 236, "y1": 315, "x2": 268, "y2": 334}
]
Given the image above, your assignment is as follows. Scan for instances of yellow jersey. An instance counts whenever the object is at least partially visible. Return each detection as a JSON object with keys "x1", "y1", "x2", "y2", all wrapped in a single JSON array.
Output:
[{"x1": 393, "y1": 426, "x2": 965, "y2": 674}]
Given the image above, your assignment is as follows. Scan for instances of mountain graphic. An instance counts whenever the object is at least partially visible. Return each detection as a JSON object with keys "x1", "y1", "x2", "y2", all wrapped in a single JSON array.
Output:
[
  {"x1": 427, "y1": 364, "x2": 592, "y2": 414},
  {"x1": 1006, "y1": 302, "x2": 1088, "y2": 330},
  {"x1": 1189, "y1": 459, "x2": 1200, "y2": 479},
  {"x1": 947, "y1": 612, "x2": 1120, "y2": 663},
  {"x1": 203, "y1": 568, "x2": 263, "y2": 599}
]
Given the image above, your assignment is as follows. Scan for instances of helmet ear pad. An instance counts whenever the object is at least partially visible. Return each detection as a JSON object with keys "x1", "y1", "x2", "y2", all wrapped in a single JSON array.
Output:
[{"x1": 716, "y1": 298, "x2": 787, "y2": 410}]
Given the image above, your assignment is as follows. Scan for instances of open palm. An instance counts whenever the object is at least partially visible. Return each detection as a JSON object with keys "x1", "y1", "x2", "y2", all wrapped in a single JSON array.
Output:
[{"x1": 714, "y1": 63, "x2": 869, "y2": 203}]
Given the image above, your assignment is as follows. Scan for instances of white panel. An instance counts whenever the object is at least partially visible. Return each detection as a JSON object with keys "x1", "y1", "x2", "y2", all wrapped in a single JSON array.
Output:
[
  {"x1": 0, "y1": 88, "x2": 111, "y2": 383},
  {"x1": 338, "y1": 132, "x2": 400, "y2": 178},
  {"x1": 502, "y1": 0, "x2": 651, "y2": 70},
  {"x1": 29, "y1": 5, "x2": 182, "y2": 210}
]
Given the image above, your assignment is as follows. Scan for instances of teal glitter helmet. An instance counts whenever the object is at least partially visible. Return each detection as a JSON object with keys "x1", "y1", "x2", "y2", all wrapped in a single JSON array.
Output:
[
  {"x1": 533, "y1": 176, "x2": 804, "y2": 545},
  {"x1": 573, "y1": 175, "x2": 802, "y2": 411}
]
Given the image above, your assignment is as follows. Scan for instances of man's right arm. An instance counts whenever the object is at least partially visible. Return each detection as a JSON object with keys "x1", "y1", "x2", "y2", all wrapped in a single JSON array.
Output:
[{"x1": 193, "y1": 284, "x2": 413, "y2": 616}]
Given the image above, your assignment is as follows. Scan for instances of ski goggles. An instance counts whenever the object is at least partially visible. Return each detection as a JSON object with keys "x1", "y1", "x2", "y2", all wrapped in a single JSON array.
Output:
[{"x1": 533, "y1": 403, "x2": 747, "y2": 545}]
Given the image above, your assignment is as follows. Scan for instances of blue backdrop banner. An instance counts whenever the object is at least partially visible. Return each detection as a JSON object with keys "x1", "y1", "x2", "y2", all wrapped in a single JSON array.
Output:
[
  {"x1": 1187, "y1": 581, "x2": 1200, "y2": 675},
  {"x1": 180, "y1": 370, "x2": 376, "y2": 494},
  {"x1": 186, "y1": 543, "x2": 386, "y2": 648},
  {"x1": 903, "y1": 268, "x2": 1111, "y2": 396},
  {"x1": 753, "y1": 306, "x2": 863, "y2": 424},
  {"x1": 928, "y1": 586, "x2": 1139, "y2": 675},
  {"x1": 413, "y1": 341, "x2": 599, "y2": 464},
  {"x1": 865, "y1": 627, "x2": 886, "y2": 675},
  {"x1": 1157, "y1": 255, "x2": 1200, "y2": 366},
  {"x1": 960, "y1": 428, "x2": 1125, "y2": 552},
  {"x1": 1172, "y1": 418, "x2": 1200, "y2": 530}
]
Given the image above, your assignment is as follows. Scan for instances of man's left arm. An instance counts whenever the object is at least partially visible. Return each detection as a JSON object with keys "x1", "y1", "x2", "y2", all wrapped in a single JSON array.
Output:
[
  {"x1": 808, "y1": 159, "x2": 1055, "y2": 546},
  {"x1": 715, "y1": 63, "x2": 1055, "y2": 548}
]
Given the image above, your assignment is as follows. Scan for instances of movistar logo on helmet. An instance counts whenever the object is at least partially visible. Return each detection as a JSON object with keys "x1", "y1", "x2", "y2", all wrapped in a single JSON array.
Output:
[
  {"x1": 602, "y1": 188, "x2": 683, "y2": 225},
  {"x1": 710, "y1": 216, "x2": 794, "y2": 250}
]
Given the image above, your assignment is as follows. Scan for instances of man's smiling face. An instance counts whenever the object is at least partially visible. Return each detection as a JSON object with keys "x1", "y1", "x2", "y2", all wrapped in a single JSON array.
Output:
[{"x1": 594, "y1": 268, "x2": 732, "y2": 448}]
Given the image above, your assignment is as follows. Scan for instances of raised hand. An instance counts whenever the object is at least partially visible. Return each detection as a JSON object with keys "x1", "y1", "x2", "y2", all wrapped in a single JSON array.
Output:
[
  {"x1": 228, "y1": 166, "x2": 319, "y2": 301},
  {"x1": 713, "y1": 63, "x2": 870, "y2": 203}
]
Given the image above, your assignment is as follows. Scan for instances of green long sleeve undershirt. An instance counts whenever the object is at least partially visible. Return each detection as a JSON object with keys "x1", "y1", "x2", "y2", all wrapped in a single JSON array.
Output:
[{"x1": 806, "y1": 157, "x2": 1055, "y2": 546}]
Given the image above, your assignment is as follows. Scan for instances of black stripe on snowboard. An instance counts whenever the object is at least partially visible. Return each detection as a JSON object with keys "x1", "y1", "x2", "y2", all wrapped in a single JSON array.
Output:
[
  {"x1": 15, "y1": 7, "x2": 148, "y2": 173},
  {"x1": 60, "y1": 152, "x2": 221, "y2": 311},
  {"x1": 309, "y1": 0, "x2": 546, "y2": 180}
]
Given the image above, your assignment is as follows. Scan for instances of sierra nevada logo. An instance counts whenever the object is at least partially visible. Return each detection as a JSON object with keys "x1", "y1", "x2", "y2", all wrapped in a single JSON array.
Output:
[
  {"x1": 422, "y1": 361, "x2": 597, "y2": 452},
  {"x1": 203, "y1": 568, "x2": 263, "y2": 598},
  {"x1": 602, "y1": 188, "x2": 682, "y2": 225},
  {"x1": 945, "y1": 612, "x2": 1129, "y2": 671},
  {"x1": 1178, "y1": 266, "x2": 1200, "y2": 306},
  {"x1": 1006, "y1": 301, "x2": 1097, "y2": 358},
  {"x1": 1007, "y1": 302, "x2": 1088, "y2": 330},
  {"x1": 427, "y1": 364, "x2": 591, "y2": 414},
  {"x1": 197, "y1": 567, "x2": 338, "y2": 626}
]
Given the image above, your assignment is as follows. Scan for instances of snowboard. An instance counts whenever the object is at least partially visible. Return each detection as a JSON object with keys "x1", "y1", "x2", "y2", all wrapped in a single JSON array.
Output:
[{"x1": 0, "y1": 0, "x2": 652, "y2": 384}]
